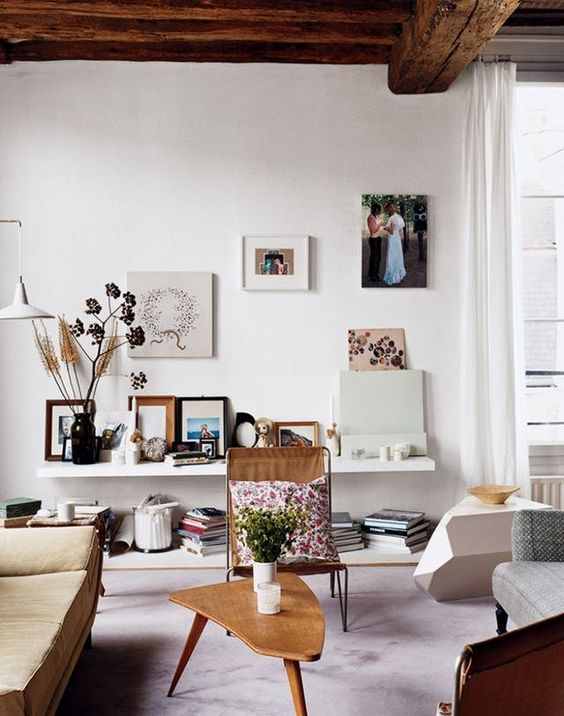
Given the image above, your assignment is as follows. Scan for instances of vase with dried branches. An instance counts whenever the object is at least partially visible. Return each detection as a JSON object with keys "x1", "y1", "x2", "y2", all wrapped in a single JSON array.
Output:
[{"x1": 33, "y1": 282, "x2": 147, "y2": 464}]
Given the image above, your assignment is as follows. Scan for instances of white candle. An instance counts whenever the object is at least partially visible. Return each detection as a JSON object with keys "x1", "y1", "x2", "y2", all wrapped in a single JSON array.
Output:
[{"x1": 257, "y1": 582, "x2": 281, "y2": 615}]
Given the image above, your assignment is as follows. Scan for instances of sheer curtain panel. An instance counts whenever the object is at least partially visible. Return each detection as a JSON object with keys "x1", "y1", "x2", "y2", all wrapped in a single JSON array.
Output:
[{"x1": 460, "y1": 61, "x2": 529, "y2": 490}]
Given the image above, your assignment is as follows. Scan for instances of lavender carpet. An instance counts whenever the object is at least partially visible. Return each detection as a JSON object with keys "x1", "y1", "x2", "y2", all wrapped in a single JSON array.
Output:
[{"x1": 58, "y1": 567, "x2": 496, "y2": 716}]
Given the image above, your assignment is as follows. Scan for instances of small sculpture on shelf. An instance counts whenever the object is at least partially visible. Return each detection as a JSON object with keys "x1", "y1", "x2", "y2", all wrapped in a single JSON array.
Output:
[
  {"x1": 326, "y1": 422, "x2": 340, "y2": 458},
  {"x1": 254, "y1": 417, "x2": 274, "y2": 448},
  {"x1": 142, "y1": 437, "x2": 168, "y2": 462}
]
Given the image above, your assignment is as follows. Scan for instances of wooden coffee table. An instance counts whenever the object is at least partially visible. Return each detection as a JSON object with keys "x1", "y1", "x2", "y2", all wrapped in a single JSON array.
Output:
[{"x1": 167, "y1": 573, "x2": 325, "y2": 716}]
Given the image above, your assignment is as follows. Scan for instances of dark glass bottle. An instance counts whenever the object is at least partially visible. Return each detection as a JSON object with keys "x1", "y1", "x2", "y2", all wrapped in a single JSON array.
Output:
[{"x1": 71, "y1": 412, "x2": 97, "y2": 465}]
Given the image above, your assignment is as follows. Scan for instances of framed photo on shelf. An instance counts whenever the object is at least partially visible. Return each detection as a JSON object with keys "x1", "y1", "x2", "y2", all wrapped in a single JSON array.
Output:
[
  {"x1": 241, "y1": 235, "x2": 310, "y2": 291},
  {"x1": 45, "y1": 399, "x2": 83, "y2": 461},
  {"x1": 61, "y1": 437, "x2": 73, "y2": 462},
  {"x1": 200, "y1": 438, "x2": 217, "y2": 459},
  {"x1": 275, "y1": 421, "x2": 319, "y2": 448},
  {"x1": 128, "y1": 395, "x2": 175, "y2": 447},
  {"x1": 175, "y1": 396, "x2": 228, "y2": 458}
]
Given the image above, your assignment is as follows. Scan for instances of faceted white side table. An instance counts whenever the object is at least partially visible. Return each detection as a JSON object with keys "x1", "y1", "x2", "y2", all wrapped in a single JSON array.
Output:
[{"x1": 414, "y1": 495, "x2": 551, "y2": 601}]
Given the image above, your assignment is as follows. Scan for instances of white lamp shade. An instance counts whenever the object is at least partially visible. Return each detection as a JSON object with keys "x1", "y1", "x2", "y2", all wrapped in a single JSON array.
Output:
[{"x1": 0, "y1": 280, "x2": 54, "y2": 320}]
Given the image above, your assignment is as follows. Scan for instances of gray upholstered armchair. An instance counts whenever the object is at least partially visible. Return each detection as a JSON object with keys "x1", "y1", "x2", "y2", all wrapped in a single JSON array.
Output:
[{"x1": 492, "y1": 509, "x2": 564, "y2": 634}]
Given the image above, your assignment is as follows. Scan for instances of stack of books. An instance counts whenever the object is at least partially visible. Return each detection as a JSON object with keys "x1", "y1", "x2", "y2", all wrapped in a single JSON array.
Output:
[
  {"x1": 177, "y1": 507, "x2": 227, "y2": 556},
  {"x1": 164, "y1": 451, "x2": 209, "y2": 467},
  {"x1": 362, "y1": 508, "x2": 430, "y2": 554},
  {"x1": 331, "y1": 511, "x2": 365, "y2": 553}
]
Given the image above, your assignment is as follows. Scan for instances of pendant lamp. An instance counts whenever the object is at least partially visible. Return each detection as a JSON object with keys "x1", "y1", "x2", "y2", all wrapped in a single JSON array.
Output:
[{"x1": 0, "y1": 219, "x2": 53, "y2": 320}]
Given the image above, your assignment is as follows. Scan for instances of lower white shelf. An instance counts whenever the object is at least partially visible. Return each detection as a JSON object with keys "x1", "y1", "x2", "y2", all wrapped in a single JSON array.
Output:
[
  {"x1": 37, "y1": 455, "x2": 435, "y2": 479},
  {"x1": 102, "y1": 546, "x2": 421, "y2": 570}
]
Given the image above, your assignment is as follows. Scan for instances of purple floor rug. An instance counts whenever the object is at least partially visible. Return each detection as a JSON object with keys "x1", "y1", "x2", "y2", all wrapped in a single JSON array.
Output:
[{"x1": 58, "y1": 567, "x2": 496, "y2": 716}]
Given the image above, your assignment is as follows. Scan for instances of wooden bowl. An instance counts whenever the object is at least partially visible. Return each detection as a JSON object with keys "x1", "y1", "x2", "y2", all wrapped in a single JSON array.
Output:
[{"x1": 467, "y1": 484, "x2": 520, "y2": 505}]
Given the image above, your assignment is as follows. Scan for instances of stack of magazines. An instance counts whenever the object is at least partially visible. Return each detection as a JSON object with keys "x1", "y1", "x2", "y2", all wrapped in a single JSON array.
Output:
[
  {"x1": 361, "y1": 509, "x2": 430, "y2": 554},
  {"x1": 331, "y1": 512, "x2": 365, "y2": 553},
  {"x1": 164, "y1": 451, "x2": 209, "y2": 467},
  {"x1": 177, "y1": 507, "x2": 227, "y2": 556}
]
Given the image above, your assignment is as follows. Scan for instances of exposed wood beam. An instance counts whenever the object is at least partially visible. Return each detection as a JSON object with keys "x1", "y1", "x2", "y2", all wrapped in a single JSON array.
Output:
[
  {"x1": 8, "y1": 40, "x2": 391, "y2": 64},
  {"x1": 388, "y1": 0, "x2": 520, "y2": 94},
  {"x1": 505, "y1": 10, "x2": 564, "y2": 25},
  {"x1": 0, "y1": 0, "x2": 412, "y2": 24},
  {"x1": 0, "y1": 17, "x2": 399, "y2": 45},
  {"x1": 0, "y1": 40, "x2": 10, "y2": 64}
]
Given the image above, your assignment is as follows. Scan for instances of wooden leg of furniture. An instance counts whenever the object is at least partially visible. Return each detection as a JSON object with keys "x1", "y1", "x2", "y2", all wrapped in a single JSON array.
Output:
[
  {"x1": 167, "y1": 613, "x2": 208, "y2": 697},
  {"x1": 495, "y1": 601, "x2": 508, "y2": 635},
  {"x1": 283, "y1": 659, "x2": 308, "y2": 716},
  {"x1": 99, "y1": 581, "x2": 106, "y2": 597}
]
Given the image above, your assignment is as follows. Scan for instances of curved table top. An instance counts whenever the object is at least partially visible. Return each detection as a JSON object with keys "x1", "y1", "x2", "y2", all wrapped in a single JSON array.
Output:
[{"x1": 169, "y1": 573, "x2": 324, "y2": 662}]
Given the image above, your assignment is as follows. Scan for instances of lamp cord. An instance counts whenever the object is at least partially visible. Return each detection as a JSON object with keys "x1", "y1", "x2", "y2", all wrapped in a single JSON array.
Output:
[{"x1": 0, "y1": 219, "x2": 23, "y2": 280}]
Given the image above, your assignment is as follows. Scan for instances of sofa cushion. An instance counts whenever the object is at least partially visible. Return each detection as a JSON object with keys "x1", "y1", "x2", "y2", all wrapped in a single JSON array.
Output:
[
  {"x1": 0, "y1": 526, "x2": 97, "y2": 577},
  {"x1": 493, "y1": 561, "x2": 564, "y2": 627},
  {"x1": 0, "y1": 570, "x2": 95, "y2": 716}
]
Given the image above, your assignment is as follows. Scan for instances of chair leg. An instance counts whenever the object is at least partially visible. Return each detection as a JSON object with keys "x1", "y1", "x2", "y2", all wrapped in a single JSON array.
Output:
[
  {"x1": 495, "y1": 602, "x2": 508, "y2": 635},
  {"x1": 335, "y1": 569, "x2": 348, "y2": 632},
  {"x1": 330, "y1": 571, "x2": 335, "y2": 597}
]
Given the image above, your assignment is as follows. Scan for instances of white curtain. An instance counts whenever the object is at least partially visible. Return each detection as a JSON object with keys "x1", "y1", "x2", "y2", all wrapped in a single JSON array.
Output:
[{"x1": 460, "y1": 61, "x2": 529, "y2": 490}]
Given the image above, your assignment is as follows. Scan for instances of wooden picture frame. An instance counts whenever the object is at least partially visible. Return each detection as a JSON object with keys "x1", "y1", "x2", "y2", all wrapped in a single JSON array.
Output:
[
  {"x1": 128, "y1": 395, "x2": 175, "y2": 447},
  {"x1": 45, "y1": 399, "x2": 83, "y2": 461},
  {"x1": 275, "y1": 421, "x2": 319, "y2": 448},
  {"x1": 175, "y1": 396, "x2": 228, "y2": 458}
]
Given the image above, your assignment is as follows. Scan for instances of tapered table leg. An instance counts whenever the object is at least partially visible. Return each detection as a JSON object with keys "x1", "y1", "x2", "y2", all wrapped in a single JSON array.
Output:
[
  {"x1": 283, "y1": 659, "x2": 308, "y2": 716},
  {"x1": 168, "y1": 613, "x2": 208, "y2": 697}
]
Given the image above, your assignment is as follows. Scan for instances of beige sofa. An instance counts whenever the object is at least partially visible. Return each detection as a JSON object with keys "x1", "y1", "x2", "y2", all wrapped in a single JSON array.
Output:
[{"x1": 0, "y1": 526, "x2": 102, "y2": 716}]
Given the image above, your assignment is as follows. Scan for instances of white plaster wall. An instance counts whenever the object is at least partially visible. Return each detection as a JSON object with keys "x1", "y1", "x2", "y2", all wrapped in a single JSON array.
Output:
[{"x1": 0, "y1": 62, "x2": 465, "y2": 522}]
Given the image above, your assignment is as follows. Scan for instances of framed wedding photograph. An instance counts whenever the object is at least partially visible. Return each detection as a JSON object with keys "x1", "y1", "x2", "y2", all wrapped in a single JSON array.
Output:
[
  {"x1": 128, "y1": 395, "x2": 175, "y2": 447},
  {"x1": 175, "y1": 396, "x2": 228, "y2": 458},
  {"x1": 275, "y1": 421, "x2": 319, "y2": 448},
  {"x1": 242, "y1": 235, "x2": 310, "y2": 291},
  {"x1": 45, "y1": 399, "x2": 83, "y2": 461}
]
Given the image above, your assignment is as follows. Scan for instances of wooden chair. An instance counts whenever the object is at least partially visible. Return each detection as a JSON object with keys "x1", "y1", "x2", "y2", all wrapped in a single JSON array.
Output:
[
  {"x1": 446, "y1": 610, "x2": 564, "y2": 715},
  {"x1": 226, "y1": 446, "x2": 348, "y2": 631}
]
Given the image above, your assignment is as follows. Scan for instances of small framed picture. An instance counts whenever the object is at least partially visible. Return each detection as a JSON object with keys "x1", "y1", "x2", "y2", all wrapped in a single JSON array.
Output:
[
  {"x1": 175, "y1": 396, "x2": 229, "y2": 458},
  {"x1": 200, "y1": 439, "x2": 217, "y2": 459},
  {"x1": 128, "y1": 395, "x2": 175, "y2": 447},
  {"x1": 242, "y1": 235, "x2": 310, "y2": 291},
  {"x1": 45, "y1": 399, "x2": 83, "y2": 461},
  {"x1": 61, "y1": 437, "x2": 73, "y2": 462},
  {"x1": 275, "y1": 421, "x2": 319, "y2": 448}
]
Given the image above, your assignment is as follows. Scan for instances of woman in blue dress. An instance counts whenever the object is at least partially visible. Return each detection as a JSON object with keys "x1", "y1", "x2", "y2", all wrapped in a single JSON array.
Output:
[{"x1": 383, "y1": 201, "x2": 407, "y2": 286}]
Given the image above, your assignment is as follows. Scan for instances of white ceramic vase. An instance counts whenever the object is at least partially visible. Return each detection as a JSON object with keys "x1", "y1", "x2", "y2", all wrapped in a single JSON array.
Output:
[{"x1": 253, "y1": 561, "x2": 277, "y2": 592}]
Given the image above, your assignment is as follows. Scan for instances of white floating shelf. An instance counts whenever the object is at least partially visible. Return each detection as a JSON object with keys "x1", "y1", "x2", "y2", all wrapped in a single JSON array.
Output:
[
  {"x1": 36, "y1": 455, "x2": 435, "y2": 479},
  {"x1": 102, "y1": 546, "x2": 421, "y2": 571}
]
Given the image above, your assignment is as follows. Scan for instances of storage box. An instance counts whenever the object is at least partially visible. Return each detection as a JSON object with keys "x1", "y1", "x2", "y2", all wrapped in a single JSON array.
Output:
[{"x1": 0, "y1": 497, "x2": 42, "y2": 519}]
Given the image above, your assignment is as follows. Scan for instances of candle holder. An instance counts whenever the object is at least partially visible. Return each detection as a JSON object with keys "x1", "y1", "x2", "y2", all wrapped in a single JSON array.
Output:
[{"x1": 256, "y1": 581, "x2": 281, "y2": 615}]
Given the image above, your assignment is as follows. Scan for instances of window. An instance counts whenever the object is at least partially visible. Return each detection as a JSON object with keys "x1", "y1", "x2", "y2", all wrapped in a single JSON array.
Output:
[{"x1": 518, "y1": 85, "x2": 564, "y2": 443}]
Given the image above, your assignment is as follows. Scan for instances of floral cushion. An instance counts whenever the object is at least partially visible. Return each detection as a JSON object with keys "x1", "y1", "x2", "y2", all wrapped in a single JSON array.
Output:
[{"x1": 229, "y1": 477, "x2": 339, "y2": 565}]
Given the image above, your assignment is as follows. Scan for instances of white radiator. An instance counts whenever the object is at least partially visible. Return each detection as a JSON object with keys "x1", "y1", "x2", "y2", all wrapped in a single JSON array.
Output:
[{"x1": 530, "y1": 476, "x2": 564, "y2": 508}]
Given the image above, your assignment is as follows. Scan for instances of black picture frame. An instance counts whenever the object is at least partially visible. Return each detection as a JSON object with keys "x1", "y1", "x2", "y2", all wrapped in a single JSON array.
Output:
[
  {"x1": 200, "y1": 438, "x2": 217, "y2": 459},
  {"x1": 175, "y1": 396, "x2": 229, "y2": 458}
]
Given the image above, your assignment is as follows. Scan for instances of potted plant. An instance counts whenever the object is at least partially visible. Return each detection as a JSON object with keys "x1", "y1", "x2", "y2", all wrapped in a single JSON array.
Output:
[
  {"x1": 235, "y1": 504, "x2": 308, "y2": 590},
  {"x1": 32, "y1": 282, "x2": 147, "y2": 464}
]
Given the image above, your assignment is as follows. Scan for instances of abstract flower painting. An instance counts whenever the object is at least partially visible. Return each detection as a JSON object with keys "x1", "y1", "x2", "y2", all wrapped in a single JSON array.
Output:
[
  {"x1": 127, "y1": 272, "x2": 213, "y2": 357},
  {"x1": 348, "y1": 328, "x2": 406, "y2": 371}
]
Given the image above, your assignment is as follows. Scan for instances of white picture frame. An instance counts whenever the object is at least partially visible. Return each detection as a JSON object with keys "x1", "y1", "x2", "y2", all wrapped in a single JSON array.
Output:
[
  {"x1": 241, "y1": 235, "x2": 310, "y2": 291},
  {"x1": 127, "y1": 271, "x2": 213, "y2": 357}
]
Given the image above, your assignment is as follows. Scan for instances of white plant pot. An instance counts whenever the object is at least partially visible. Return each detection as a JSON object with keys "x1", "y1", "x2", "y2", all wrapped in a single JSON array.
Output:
[{"x1": 253, "y1": 561, "x2": 277, "y2": 592}]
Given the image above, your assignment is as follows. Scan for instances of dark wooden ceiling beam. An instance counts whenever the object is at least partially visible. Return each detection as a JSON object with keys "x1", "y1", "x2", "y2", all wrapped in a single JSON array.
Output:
[
  {"x1": 0, "y1": 0, "x2": 412, "y2": 24},
  {"x1": 8, "y1": 40, "x2": 391, "y2": 64},
  {"x1": 504, "y1": 10, "x2": 564, "y2": 25},
  {"x1": 0, "y1": 17, "x2": 399, "y2": 45},
  {"x1": 388, "y1": 0, "x2": 521, "y2": 94},
  {"x1": 0, "y1": 40, "x2": 11, "y2": 63}
]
